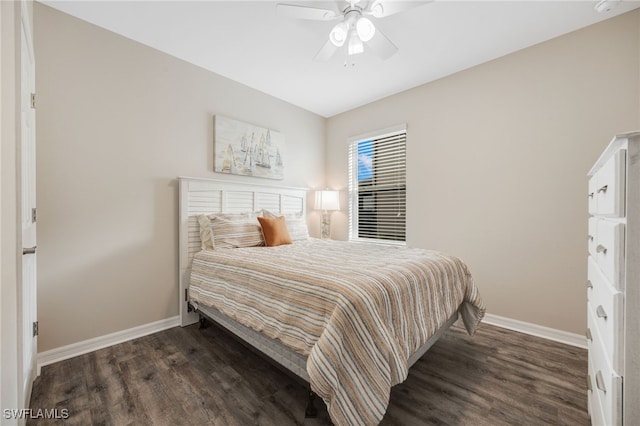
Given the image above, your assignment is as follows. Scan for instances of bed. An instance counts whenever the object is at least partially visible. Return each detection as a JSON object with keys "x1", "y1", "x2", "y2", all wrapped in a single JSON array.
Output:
[{"x1": 178, "y1": 177, "x2": 485, "y2": 426}]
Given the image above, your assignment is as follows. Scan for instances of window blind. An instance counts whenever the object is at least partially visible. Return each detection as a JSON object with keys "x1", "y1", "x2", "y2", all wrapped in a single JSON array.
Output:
[{"x1": 348, "y1": 128, "x2": 406, "y2": 243}]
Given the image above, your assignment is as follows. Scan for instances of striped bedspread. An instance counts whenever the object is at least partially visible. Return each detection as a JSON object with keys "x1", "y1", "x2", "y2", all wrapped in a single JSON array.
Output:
[{"x1": 189, "y1": 239, "x2": 485, "y2": 425}]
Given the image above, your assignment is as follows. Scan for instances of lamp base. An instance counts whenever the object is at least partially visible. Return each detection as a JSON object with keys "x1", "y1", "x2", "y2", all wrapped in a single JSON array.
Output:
[{"x1": 321, "y1": 211, "x2": 331, "y2": 240}]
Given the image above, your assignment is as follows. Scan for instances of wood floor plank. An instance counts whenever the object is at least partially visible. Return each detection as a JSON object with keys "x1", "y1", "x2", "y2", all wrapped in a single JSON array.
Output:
[{"x1": 28, "y1": 321, "x2": 588, "y2": 425}]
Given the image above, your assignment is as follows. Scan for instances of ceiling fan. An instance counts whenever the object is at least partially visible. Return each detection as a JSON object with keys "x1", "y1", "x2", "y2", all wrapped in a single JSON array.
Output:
[{"x1": 277, "y1": 0, "x2": 425, "y2": 61}]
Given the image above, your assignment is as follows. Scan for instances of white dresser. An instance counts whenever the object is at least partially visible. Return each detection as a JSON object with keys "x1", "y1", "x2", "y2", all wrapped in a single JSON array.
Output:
[{"x1": 587, "y1": 132, "x2": 639, "y2": 426}]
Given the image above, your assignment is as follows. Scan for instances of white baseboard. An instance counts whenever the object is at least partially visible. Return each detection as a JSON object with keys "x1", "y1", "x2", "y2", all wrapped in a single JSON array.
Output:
[
  {"x1": 37, "y1": 316, "x2": 181, "y2": 375},
  {"x1": 482, "y1": 313, "x2": 586, "y2": 349},
  {"x1": 36, "y1": 313, "x2": 584, "y2": 376}
]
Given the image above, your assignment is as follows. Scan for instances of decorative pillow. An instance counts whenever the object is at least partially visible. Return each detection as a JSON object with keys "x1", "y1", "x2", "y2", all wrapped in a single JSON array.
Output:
[
  {"x1": 197, "y1": 214, "x2": 216, "y2": 250},
  {"x1": 198, "y1": 212, "x2": 264, "y2": 249},
  {"x1": 284, "y1": 216, "x2": 310, "y2": 241},
  {"x1": 257, "y1": 216, "x2": 292, "y2": 247},
  {"x1": 211, "y1": 214, "x2": 264, "y2": 249},
  {"x1": 263, "y1": 210, "x2": 309, "y2": 241}
]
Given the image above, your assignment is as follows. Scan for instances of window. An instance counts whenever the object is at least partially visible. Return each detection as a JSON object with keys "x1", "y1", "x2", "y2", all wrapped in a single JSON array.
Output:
[{"x1": 348, "y1": 126, "x2": 406, "y2": 243}]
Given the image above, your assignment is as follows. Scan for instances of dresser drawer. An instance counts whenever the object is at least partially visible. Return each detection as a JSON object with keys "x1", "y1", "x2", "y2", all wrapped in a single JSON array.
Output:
[
  {"x1": 588, "y1": 218, "x2": 598, "y2": 257},
  {"x1": 587, "y1": 355, "x2": 606, "y2": 426},
  {"x1": 588, "y1": 176, "x2": 598, "y2": 215},
  {"x1": 594, "y1": 149, "x2": 626, "y2": 217},
  {"x1": 587, "y1": 324, "x2": 622, "y2": 426},
  {"x1": 587, "y1": 294, "x2": 622, "y2": 372},
  {"x1": 587, "y1": 256, "x2": 597, "y2": 299},
  {"x1": 595, "y1": 220, "x2": 625, "y2": 289}
]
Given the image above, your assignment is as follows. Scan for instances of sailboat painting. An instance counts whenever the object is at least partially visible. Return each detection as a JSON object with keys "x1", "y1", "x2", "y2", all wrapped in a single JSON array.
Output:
[{"x1": 214, "y1": 115, "x2": 285, "y2": 180}]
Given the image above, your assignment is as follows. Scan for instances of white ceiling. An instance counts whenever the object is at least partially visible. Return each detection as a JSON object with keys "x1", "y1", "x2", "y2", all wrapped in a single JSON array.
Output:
[{"x1": 41, "y1": 0, "x2": 640, "y2": 117}]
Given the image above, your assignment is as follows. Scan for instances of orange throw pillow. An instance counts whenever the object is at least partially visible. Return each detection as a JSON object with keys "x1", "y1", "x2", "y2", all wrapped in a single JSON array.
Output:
[{"x1": 257, "y1": 216, "x2": 292, "y2": 247}]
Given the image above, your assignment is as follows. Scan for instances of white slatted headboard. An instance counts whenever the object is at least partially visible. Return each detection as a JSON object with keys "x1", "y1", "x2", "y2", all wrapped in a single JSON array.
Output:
[{"x1": 178, "y1": 177, "x2": 308, "y2": 326}]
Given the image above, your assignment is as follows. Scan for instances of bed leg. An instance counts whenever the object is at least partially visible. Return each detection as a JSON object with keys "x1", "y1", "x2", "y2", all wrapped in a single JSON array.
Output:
[
  {"x1": 198, "y1": 315, "x2": 207, "y2": 329},
  {"x1": 305, "y1": 389, "x2": 318, "y2": 418}
]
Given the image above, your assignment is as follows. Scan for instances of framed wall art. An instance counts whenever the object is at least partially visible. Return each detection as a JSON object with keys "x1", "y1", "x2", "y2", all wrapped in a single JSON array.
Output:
[{"x1": 214, "y1": 115, "x2": 285, "y2": 180}]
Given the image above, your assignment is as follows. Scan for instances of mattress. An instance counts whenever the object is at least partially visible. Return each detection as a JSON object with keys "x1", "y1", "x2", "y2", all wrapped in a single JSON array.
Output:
[{"x1": 189, "y1": 239, "x2": 485, "y2": 426}]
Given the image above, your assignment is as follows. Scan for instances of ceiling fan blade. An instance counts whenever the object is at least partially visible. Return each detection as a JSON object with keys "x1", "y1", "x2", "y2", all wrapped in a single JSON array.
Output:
[
  {"x1": 314, "y1": 39, "x2": 339, "y2": 61},
  {"x1": 366, "y1": 28, "x2": 398, "y2": 60},
  {"x1": 367, "y1": 0, "x2": 431, "y2": 18},
  {"x1": 277, "y1": 3, "x2": 339, "y2": 20}
]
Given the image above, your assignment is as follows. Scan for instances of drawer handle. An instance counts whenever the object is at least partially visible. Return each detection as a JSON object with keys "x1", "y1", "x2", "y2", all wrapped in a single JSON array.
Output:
[
  {"x1": 587, "y1": 280, "x2": 593, "y2": 289},
  {"x1": 588, "y1": 235, "x2": 594, "y2": 242},
  {"x1": 587, "y1": 375, "x2": 593, "y2": 392},
  {"x1": 586, "y1": 328, "x2": 593, "y2": 342},
  {"x1": 596, "y1": 305, "x2": 608, "y2": 320},
  {"x1": 597, "y1": 185, "x2": 608, "y2": 193},
  {"x1": 588, "y1": 192, "x2": 594, "y2": 198},
  {"x1": 595, "y1": 371, "x2": 606, "y2": 393},
  {"x1": 596, "y1": 244, "x2": 607, "y2": 254}
]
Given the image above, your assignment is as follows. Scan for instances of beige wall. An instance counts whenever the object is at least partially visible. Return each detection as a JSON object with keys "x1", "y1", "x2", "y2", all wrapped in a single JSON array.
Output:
[
  {"x1": 326, "y1": 10, "x2": 640, "y2": 335},
  {"x1": 34, "y1": 4, "x2": 326, "y2": 352},
  {"x1": 35, "y1": 2, "x2": 640, "y2": 351}
]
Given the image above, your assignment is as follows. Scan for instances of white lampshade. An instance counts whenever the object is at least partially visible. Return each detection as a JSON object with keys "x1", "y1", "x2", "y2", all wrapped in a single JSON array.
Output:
[
  {"x1": 329, "y1": 22, "x2": 348, "y2": 47},
  {"x1": 315, "y1": 190, "x2": 340, "y2": 211},
  {"x1": 356, "y1": 17, "x2": 375, "y2": 42},
  {"x1": 370, "y1": 1, "x2": 384, "y2": 18},
  {"x1": 347, "y1": 30, "x2": 364, "y2": 55}
]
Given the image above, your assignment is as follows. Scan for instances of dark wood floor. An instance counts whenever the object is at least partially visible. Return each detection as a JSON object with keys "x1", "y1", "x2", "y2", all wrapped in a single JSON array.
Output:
[{"x1": 29, "y1": 320, "x2": 588, "y2": 425}]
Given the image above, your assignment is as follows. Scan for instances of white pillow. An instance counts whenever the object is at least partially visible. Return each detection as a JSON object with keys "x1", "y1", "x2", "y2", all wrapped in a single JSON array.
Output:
[
  {"x1": 197, "y1": 214, "x2": 215, "y2": 249},
  {"x1": 197, "y1": 212, "x2": 264, "y2": 249},
  {"x1": 263, "y1": 210, "x2": 309, "y2": 241}
]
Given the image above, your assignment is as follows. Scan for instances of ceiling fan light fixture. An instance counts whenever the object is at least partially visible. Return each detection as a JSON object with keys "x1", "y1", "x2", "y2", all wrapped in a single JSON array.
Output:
[
  {"x1": 370, "y1": 1, "x2": 384, "y2": 18},
  {"x1": 278, "y1": 0, "x2": 405, "y2": 61},
  {"x1": 347, "y1": 30, "x2": 364, "y2": 55},
  {"x1": 356, "y1": 17, "x2": 375, "y2": 42},
  {"x1": 329, "y1": 22, "x2": 348, "y2": 47}
]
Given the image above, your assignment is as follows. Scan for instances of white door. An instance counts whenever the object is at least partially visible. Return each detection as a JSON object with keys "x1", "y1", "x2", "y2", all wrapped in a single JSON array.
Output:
[{"x1": 20, "y1": 1, "x2": 37, "y2": 406}]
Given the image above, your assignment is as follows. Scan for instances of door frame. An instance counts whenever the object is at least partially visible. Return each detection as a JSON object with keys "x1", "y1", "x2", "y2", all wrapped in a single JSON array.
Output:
[
  {"x1": 1, "y1": 0, "x2": 22, "y2": 422},
  {"x1": 18, "y1": 0, "x2": 37, "y2": 408},
  {"x1": 1, "y1": 1, "x2": 36, "y2": 421}
]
